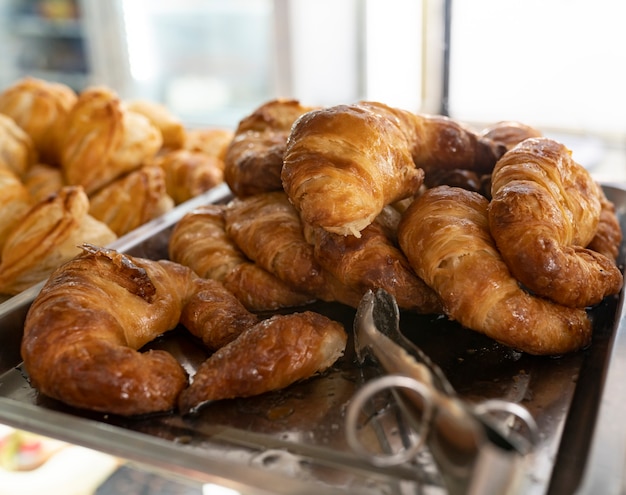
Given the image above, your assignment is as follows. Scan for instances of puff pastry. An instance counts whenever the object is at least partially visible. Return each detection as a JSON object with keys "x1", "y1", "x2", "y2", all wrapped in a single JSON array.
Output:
[
  {"x1": 587, "y1": 187, "x2": 622, "y2": 261},
  {"x1": 0, "y1": 186, "x2": 117, "y2": 295},
  {"x1": 184, "y1": 127, "x2": 234, "y2": 160},
  {"x1": 0, "y1": 77, "x2": 76, "y2": 166},
  {"x1": 224, "y1": 99, "x2": 316, "y2": 198},
  {"x1": 88, "y1": 166, "x2": 174, "y2": 236},
  {"x1": 179, "y1": 311, "x2": 346, "y2": 414},
  {"x1": 169, "y1": 204, "x2": 314, "y2": 311},
  {"x1": 22, "y1": 163, "x2": 66, "y2": 202},
  {"x1": 0, "y1": 113, "x2": 38, "y2": 178},
  {"x1": 489, "y1": 137, "x2": 622, "y2": 308},
  {"x1": 479, "y1": 121, "x2": 542, "y2": 151},
  {"x1": 126, "y1": 99, "x2": 186, "y2": 150},
  {"x1": 0, "y1": 167, "x2": 33, "y2": 253},
  {"x1": 60, "y1": 86, "x2": 162, "y2": 195},
  {"x1": 282, "y1": 102, "x2": 504, "y2": 237},
  {"x1": 398, "y1": 185, "x2": 592, "y2": 355},
  {"x1": 153, "y1": 149, "x2": 224, "y2": 204}
]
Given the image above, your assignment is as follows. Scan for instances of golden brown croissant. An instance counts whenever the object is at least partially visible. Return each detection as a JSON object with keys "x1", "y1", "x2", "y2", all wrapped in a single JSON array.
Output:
[
  {"x1": 282, "y1": 102, "x2": 504, "y2": 237},
  {"x1": 22, "y1": 163, "x2": 66, "y2": 202},
  {"x1": 0, "y1": 186, "x2": 117, "y2": 295},
  {"x1": 153, "y1": 149, "x2": 224, "y2": 204},
  {"x1": 304, "y1": 218, "x2": 443, "y2": 314},
  {"x1": 0, "y1": 77, "x2": 77, "y2": 166},
  {"x1": 0, "y1": 113, "x2": 38, "y2": 178},
  {"x1": 179, "y1": 311, "x2": 346, "y2": 414},
  {"x1": 126, "y1": 99, "x2": 186, "y2": 150},
  {"x1": 169, "y1": 204, "x2": 314, "y2": 311},
  {"x1": 398, "y1": 185, "x2": 592, "y2": 355},
  {"x1": 88, "y1": 166, "x2": 174, "y2": 236},
  {"x1": 60, "y1": 86, "x2": 162, "y2": 195},
  {"x1": 0, "y1": 167, "x2": 33, "y2": 253},
  {"x1": 222, "y1": 192, "x2": 348, "y2": 303},
  {"x1": 587, "y1": 186, "x2": 622, "y2": 261},
  {"x1": 479, "y1": 121, "x2": 542, "y2": 151},
  {"x1": 224, "y1": 99, "x2": 316, "y2": 198},
  {"x1": 489, "y1": 138, "x2": 622, "y2": 308},
  {"x1": 21, "y1": 244, "x2": 199, "y2": 415},
  {"x1": 184, "y1": 127, "x2": 234, "y2": 160}
]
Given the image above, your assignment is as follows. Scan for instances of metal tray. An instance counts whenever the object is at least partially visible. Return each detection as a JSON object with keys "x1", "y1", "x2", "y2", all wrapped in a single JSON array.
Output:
[{"x1": 0, "y1": 184, "x2": 625, "y2": 495}]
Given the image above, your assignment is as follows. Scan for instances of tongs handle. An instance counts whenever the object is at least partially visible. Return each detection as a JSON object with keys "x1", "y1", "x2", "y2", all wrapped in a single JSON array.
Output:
[{"x1": 348, "y1": 289, "x2": 538, "y2": 495}]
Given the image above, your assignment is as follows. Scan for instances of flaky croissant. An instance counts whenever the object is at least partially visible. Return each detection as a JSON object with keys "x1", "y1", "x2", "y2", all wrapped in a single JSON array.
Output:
[
  {"x1": 479, "y1": 121, "x2": 543, "y2": 151},
  {"x1": 126, "y1": 99, "x2": 186, "y2": 150},
  {"x1": 88, "y1": 166, "x2": 174, "y2": 236},
  {"x1": 398, "y1": 185, "x2": 592, "y2": 355},
  {"x1": 0, "y1": 186, "x2": 117, "y2": 295},
  {"x1": 0, "y1": 113, "x2": 38, "y2": 178},
  {"x1": 222, "y1": 191, "x2": 360, "y2": 305},
  {"x1": 169, "y1": 204, "x2": 314, "y2": 311},
  {"x1": 282, "y1": 101, "x2": 504, "y2": 237},
  {"x1": 153, "y1": 149, "x2": 224, "y2": 204},
  {"x1": 60, "y1": 86, "x2": 162, "y2": 195},
  {"x1": 489, "y1": 138, "x2": 622, "y2": 308},
  {"x1": 587, "y1": 187, "x2": 622, "y2": 261},
  {"x1": 179, "y1": 311, "x2": 346, "y2": 414},
  {"x1": 224, "y1": 99, "x2": 316, "y2": 198},
  {"x1": 0, "y1": 77, "x2": 76, "y2": 166}
]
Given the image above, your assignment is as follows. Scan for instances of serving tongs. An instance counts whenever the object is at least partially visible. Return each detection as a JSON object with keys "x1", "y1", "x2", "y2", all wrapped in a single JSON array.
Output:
[{"x1": 346, "y1": 289, "x2": 539, "y2": 495}]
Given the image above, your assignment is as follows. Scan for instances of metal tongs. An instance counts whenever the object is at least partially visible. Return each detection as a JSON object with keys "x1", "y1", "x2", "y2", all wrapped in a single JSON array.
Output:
[{"x1": 346, "y1": 289, "x2": 539, "y2": 495}]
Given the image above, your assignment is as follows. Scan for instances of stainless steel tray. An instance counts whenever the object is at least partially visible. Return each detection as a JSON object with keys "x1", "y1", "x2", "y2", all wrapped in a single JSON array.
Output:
[{"x1": 0, "y1": 184, "x2": 624, "y2": 495}]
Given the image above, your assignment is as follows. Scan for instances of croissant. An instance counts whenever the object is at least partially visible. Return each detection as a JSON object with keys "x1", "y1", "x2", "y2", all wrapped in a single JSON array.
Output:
[
  {"x1": 224, "y1": 99, "x2": 316, "y2": 198},
  {"x1": 0, "y1": 167, "x2": 33, "y2": 253},
  {"x1": 0, "y1": 113, "x2": 38, "y2": 178},
  {"x1": 126, "y1": 99, "x2": 186, "y2": 150},
  {"x1": 0, "y1": 186, "x2": 117, "y2": 295},
  {"x1": 179, "y1": 311, "x2": 346, "y2": 414},
  {"x1": 21, "y1": 244, "x2": 199, "y2": 415},
  {"x1": 60, "y1": 86, "x2": 162, "y2": 195},
  {"x1": 479, "y1": 121, "x2": 542, "y2": 151},
  {"x1": 304, "y1": 218, "x2": 443, "y2": 314},
  {"x1": 587, "y1": 187, "x2": 622, "y2": 261},
  {"x1": 398, "y1": 185, "x2": 592, "y2": 355},
  {"x1": 88, "y1": 166, "x2": 174, "y2": 236},
  {"x1": 282, "y1": 101, "x2": 504, "y2": 237},
  {"x1": 0, "y1": 77, "x2": 76, "y2": 165},
  {"x1": 169, "y1": 204, "x2": 314, "y2": 311},
  {"x1": 153, "y1": 149, "x2": 224, "y2": 204},
  {"x1": 489, "y1": 137, "x2": 622, "y2": 308},
  {"x1": 222, "y1": 192, "x2": 357, "y2": 304},
  {"x1": 184, "y1": 127, "x2": 234, "y2": 160}
]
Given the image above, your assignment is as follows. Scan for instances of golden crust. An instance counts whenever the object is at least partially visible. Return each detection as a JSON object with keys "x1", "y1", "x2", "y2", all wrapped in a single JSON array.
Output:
[
  {"x1": 184, "y1": 127, "x2": 234, "y2": 160},
  {"x1": 398, "y1": 185, "x2": 592, "y2": 355},
  {"x1": 0, "y1": 186, "x2": 117, "y2": 295},
  {"x1": 0, "y1": 167, "x2": 33, "y2": 253},
  {"x1": 60, "y1": 86, "x2": 162, "y2": 195},
  {"x1": 0, "y1": 113, "x2": 38, "y2": 178},
  {"x1": 0, "y1": 77, "x2": 76, "y2": 165},
  {"x1": 126, "y1": 99, "x2": 186, "y2": 150},
  {"x1": 489, "y1": 138, "x2": 622, "y2": 307}
]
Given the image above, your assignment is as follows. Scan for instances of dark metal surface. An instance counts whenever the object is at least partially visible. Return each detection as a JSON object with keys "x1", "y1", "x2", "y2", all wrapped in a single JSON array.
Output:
[{"x1": 0, "y1": 184, "x2": 624, "y2": 494}]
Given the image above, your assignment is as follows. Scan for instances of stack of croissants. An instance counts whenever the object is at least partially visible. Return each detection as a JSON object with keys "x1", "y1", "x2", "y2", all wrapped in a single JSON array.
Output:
[{"x1": 10, "y1": 77, "x2": 624, "y2": 417}]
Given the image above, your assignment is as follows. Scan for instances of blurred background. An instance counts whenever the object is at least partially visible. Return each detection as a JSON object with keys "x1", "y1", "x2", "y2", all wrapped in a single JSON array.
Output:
[{"x1": 0, "y1": 0, "x2": 624, "y2": 178}]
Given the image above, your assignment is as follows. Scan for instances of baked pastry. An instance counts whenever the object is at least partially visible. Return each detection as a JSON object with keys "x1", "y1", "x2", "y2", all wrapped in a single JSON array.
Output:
[
  {"x1": 0, "y1": 167, "x2": 33, "y2": 253},
  {"x1": 0, "y1": 113, "x2": 38, "y2": 178},
  {"x1": 126, "y1": 99, "x2": 186, "y2": 150},
  {"x1": 489, "y1": 137, "x2": 622, "y2": 308},
  {"x1": 0, "y1": 186, "x2": 117, "y2": 295},
  {"x1": 224, "y1": 99, "x2": 316, "y2": 198},
  {"x1": 169, "y1": 204, "x2": 314, "y2": 311},
  {"x1": 22, "y1": 163, "x2": 66, "y2": 202},
  {"x1": 60, "y1": 86, "x2": 163, "y2": 195},
  {"x1": 21, "y1": 244, "x2": 198, "y2": 415},
  {"x1": 479, "y1": 121, "x2": 543, "y2": 151},
  {"x1": 88, "y1": 166, "x2": 174, "y2": 236},
  {"x1": 282, "y1": 101, "x2": 504, "y2": 237},
  {"x1": 153, "y1": 149, "x2": 224, "y2": 204},
  {"x1": 398, "y1": 185, "x2": 592, "y2": 355},
  {"x1": 179, "y1": 310, "x2": 346, "y2": 414},
  {"x1": 222, "y1": 192, "x2": 344, "y2": 303},
  {"x1": 0, "y1": 77, "x2": 76, "y2": 166},
  {"x1": 184, "y1": 127, "x2": 234, "y2": 160},
  {"x1": 587, "y1": 187, "x2": 622, "y2": 261},
  {"x1": 304, "y1": 218, "x2": 443, "y2": 314}
]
